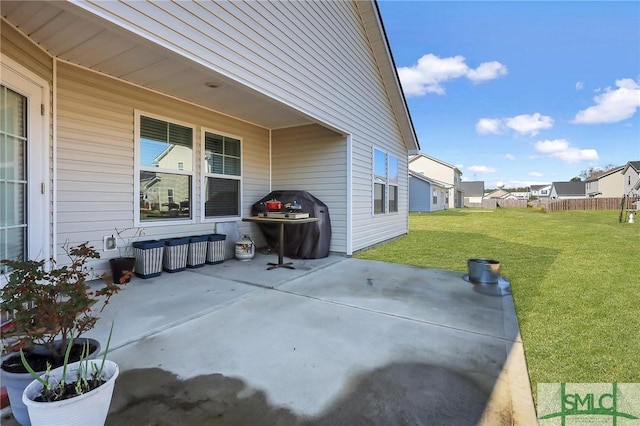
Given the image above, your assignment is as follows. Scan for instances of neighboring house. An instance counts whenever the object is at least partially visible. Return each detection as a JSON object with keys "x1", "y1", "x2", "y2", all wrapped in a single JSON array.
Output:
[
  {"x1": 409, "y1": 172, "x2": 451, "y2": 212},
  {"x1": 622, "y1": 161, "x2": 640, "y2": 196},
  {"x1": 531, "y1": 184, "x2": 552, "y2": 198},
  {"x1": 549, "y1": 181, "x2": 586, "y2": 200},
  {"x1": 510, "y1": 191, "x2": 531, "y2": 200},
  {"x1": 408, "y1": 153, "x2": 463, "y2": 208},
  {"x1": 585, "y1": 166, "x2": 624, "y2": 197},
  {"x1": 0, "y1": 0, "x2": 420, "y2": 277},
  {"x1": 461, "y1": 181, "x2": 485, "y2": 206},
  {"x1": 484, "y1": 188, "x2": 517, "y2": 200}
]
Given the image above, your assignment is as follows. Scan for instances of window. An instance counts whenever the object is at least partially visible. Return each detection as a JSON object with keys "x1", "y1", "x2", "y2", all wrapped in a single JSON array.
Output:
[
  {"x1": 138, "y1": 114, "x2": 193, "y2": 222},
  {"x1": 432, "y1": 190, "x2": 438, "y2": 204},
  {"x1": 389, "y1": 156, "x2": 398, "y2": 212},
  {"x1": 373, "y1": 149, "x2": 386, "y2": 214},
  {"x1": 203, "y1": 130, "x2": 241, "y2": 218},
  {"x1": 373, "y1": 149, "x2": 399, "y2": 214}
]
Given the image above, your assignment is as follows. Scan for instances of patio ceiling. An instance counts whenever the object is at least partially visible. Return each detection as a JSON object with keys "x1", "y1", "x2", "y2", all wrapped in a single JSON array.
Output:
[{"x1": 1, "y1": 1, "x2": 313, "y2": 130}]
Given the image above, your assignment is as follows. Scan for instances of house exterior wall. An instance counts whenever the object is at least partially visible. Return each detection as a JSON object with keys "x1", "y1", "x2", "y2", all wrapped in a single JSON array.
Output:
[
  {"x1": 409, "y1": 176, "x2": 431, "y2": 212},
  {"x1": 67, "y1": 0, "x2": 412, "y2": 253},
  {"x1": 597, "y1": 172, "x2": 624, "y2": 197},
  {"x1": 585, "y1": 180, "x2": 599, "y2": 197},
  {"x1": 271, "y1": 125, "x2": 347, "y2": 253},
  {"x1": 531, "y1": 185, "x2": 551, "y2": 198},
  {"x1": 409, "y1": 155, "x2": 460, "y2": 208},
  {"x1": 3, "y1": 0, "x2": 416, "y2": 262},
  {"x1": 623, "y1": 166, "x2": 640, "y2": 196},
  {"x1": 54, "y1": 62, "x2": 271, "y2": 268}
]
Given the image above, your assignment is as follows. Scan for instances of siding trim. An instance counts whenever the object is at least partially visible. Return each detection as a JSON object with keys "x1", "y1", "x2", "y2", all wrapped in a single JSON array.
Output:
[{"x1": 346, "y1": 133, "x2": 353, "y2": 255}]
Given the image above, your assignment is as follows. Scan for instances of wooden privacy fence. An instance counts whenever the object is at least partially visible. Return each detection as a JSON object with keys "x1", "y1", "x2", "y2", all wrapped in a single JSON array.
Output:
[
  {"x1": 465, "y1": 199, "x2": 528, "y2": 209},
  {"x1": 546, "y1": 197, "x2": 638, "y2": 212}
]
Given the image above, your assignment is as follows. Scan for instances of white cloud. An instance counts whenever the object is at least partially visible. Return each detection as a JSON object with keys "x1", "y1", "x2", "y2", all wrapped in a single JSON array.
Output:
[
  {"x1": 475, "y1": 118, "x2": 503, "y2": 134},
  {"x1": 504, "y1": 113, "x2": 554, "y2": 136},
  {"x1": 476, "y1": 113, "x2": 553, "y2": 136},
  {"x1": 468, "y1": 165, "x2": 496, "y2": 174},
  {"x1": 534, "y1": 139, "x2": 599, "y2": 163},
  {"x1": 529, "y1": 171, "x2": 543, "y2": 177},
  {"x1": 504, "y1": 153, "x2": 515, "y2": 160},
  {"x1": 573, "y1": 78, "x2": 640, "y2": 124},
  {"x1": 575, "y1": 81, "x2": 584, "y2": 91},
  {"x1": 398, "y1": 54, "x2": 507, "y2": 96}
]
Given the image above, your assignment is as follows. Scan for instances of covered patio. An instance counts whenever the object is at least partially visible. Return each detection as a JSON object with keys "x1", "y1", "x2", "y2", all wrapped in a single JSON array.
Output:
[{"x1": 4, "y1": 253, "x2": 537, "y2": 425}]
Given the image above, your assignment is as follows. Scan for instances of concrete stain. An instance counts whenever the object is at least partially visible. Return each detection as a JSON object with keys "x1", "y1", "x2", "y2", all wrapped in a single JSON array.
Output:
[{"x1": 105, "y1": 362, "x2": 489, "y2": 426}]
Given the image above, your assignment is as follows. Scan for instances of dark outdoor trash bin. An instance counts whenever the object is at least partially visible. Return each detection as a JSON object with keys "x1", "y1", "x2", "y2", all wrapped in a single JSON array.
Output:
[
  {"x1": 161, "y1": 237, "x2": 189, "y2": 272},
  {"x1": 251, "y1": 190, "x2": 331, "y2": 259},
  {"x1": 205, "y1": 234, "x2": 226, "y2": 264},
  {"x1": 132, "y1": 240, "x2": 164, "y2": 279},
  {"x1": 187, "y1": 235, "x2": 208, "y2": 268}
]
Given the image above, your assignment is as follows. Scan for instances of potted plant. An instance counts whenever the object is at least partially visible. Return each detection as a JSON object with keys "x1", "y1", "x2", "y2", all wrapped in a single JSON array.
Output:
[
  {"x1": 20, "y1": 326, "x2": 118, "y2": 426},
  {"x1": 0, "y1": 242, "x2": 125, "y2": 426},
  {"x1": 108, "y1": 227, "x2": 145, "y2": 284}
]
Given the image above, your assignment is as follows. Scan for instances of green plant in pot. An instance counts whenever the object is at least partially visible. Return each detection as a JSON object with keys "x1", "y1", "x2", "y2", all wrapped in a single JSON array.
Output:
[
  {"x1": 20, "y1": 324, "x2": 119, "y2": 426},
  {"x1": 108, "y1": 227, "x2": 145, "y2": 284},
  {"x1": 0, "y1": 242, "x2": 125, "y2": 426}
]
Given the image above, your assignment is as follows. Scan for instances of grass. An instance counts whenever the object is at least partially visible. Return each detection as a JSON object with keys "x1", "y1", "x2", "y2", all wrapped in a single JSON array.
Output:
[{"x1": 354, "y1": 208, "x2": 640, "y2": 398}]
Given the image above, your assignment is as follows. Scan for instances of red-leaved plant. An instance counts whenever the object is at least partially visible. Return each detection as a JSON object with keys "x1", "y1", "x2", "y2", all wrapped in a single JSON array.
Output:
[{"x1": 0, "y1": 242, "x2": 125, "y2": 364}]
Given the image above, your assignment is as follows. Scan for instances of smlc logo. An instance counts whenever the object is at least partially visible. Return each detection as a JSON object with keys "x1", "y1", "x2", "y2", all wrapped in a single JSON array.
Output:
[{"x1": 538, "y1": 383, "x2": 640, "y2": 425}]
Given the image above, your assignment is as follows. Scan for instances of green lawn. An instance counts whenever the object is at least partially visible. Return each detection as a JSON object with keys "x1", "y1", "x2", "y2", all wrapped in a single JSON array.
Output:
[{"x1": 354, "y1": 208, "x2": 640, "y2": 398}]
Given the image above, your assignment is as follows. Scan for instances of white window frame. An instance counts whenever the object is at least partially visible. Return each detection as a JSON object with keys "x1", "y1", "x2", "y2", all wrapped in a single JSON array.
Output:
[
  {"x1": 201, "y1": 128, "x2": 243, "y2": 222},
  {"x1": 134, "y1": 110, "x2": 195, "y2": 227},
  {"x1": 372, "y1": 147, "x2": 399, "y2": 215}
]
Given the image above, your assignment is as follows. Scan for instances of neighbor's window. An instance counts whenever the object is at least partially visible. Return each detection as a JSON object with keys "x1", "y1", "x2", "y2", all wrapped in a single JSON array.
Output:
[
  {"x1": 373, "y1": 149, "x2": 399, "y2": 214},
  {"x1": 432, "y1": 190, "x2": 438, "y2": 204},
  {"x1": 203, "y1": 131, "x2": 241, "y2": 218},
  {"x1": 138, "y1": 115, "x2": 193, "y2": 221}
]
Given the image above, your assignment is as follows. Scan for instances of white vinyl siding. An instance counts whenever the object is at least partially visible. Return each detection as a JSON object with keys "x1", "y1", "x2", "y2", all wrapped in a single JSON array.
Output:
[
  {"x1": 71, "y1": 0, "x2": 412, "y2": 252},
  {"x1": 55, "y1": 62, "x2": 269, "y2": 269},
  {"x1": 271, "y1": 124, "x2": 347, "y2": 253}
]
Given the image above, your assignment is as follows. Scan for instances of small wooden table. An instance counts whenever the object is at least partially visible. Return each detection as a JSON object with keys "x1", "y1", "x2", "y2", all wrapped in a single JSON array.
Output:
[{"x1": 242, "y1": 216, "x2": 319, "y2": 269}]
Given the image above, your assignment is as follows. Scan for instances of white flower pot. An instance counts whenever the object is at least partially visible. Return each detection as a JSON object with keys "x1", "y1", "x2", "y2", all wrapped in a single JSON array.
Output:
[{"x1": 22, "y1": 360, "x2": 119, "y2": 426}]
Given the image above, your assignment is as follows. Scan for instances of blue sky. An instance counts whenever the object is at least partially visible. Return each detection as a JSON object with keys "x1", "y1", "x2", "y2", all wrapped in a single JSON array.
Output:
[{"x1": 378, "y1": 1, "x2": 640, "y2": 188}]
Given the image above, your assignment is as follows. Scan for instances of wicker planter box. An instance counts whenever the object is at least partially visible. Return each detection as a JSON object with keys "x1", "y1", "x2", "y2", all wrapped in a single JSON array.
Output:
[
  {"x1": 187, "y1": 235, "x2": 208, "y2": 268},
  {"x1": 132, "y1": 240, "x2": 164, "y2": 279},
  {"x1": 161, "y1": 237, "x2": 189, "y2": 273},
  {"x1": 205, "y1": 234, "x2": 226, "y2": 265}
]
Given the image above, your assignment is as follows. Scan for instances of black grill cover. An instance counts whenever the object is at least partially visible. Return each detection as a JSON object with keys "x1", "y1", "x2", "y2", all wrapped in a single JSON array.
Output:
[{"x1": 251, "y1": 190, "x2": 331, "y2": 259}]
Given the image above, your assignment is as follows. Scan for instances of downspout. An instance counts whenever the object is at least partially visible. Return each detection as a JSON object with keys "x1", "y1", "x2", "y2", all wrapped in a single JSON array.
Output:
[
  {"x1": 52, "y1": 57, "x2": 58, "y2": 261},
  {"x1": 346, "y1": 134, "x2": 353, "y2": 256}
]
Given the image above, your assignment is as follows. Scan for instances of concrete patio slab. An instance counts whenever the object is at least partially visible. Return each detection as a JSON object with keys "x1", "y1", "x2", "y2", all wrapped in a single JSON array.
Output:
[{"x1": 1, "y1": 254, "x2": 536, "y2": 425}]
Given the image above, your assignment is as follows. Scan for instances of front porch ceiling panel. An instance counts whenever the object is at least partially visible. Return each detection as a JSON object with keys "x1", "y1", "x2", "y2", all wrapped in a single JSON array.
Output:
[{"x1": 1, "y1": 0, "x2": 314, "y2": 130}]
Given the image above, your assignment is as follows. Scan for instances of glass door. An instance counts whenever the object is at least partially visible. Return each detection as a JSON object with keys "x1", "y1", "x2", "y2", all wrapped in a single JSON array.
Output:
[
  {"x1": 0, "y1": 84, "x2": 27, "y2": 273},
  {"x1": 0, "y1": 58, "x2": 48, "y2": 279}
]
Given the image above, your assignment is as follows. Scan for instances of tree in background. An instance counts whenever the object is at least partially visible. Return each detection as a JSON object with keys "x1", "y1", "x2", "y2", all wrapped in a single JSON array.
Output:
[{"x1": 578, "y1": 164, "x2": 618, "y2": 181}]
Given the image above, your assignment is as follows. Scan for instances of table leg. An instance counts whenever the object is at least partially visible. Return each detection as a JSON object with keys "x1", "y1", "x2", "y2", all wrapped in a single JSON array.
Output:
[{"x1": 267, "y1": 222, "x2": 295, "y2": 270}]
